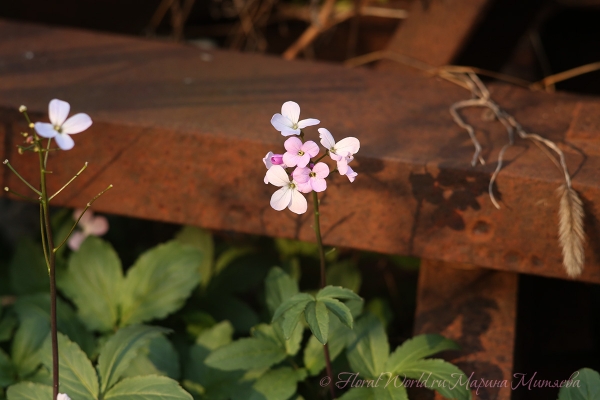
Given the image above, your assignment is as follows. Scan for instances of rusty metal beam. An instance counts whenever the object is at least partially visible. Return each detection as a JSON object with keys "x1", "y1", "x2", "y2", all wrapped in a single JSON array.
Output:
[{"x1": 1, "y1": 20, "x2": 600, "y2": 283}]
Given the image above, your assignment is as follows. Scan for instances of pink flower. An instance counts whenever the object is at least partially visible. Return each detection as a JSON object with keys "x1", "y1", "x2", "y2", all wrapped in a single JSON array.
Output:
[
  {"x1": 318, "y1": 128, "x2": 359, "y2": 173},
  {"x1": 344, "y1": 165, "x2": 358, "y2": 182},
  {"x1": 271, "y1": 101, "x2": 320, "y2": 136},
  {"x1": 282, "y1": 137, "x2": 319, "y2": 168},
  {"x1": 263, "y1": 151, "x2": 286, "y2": 183},
  {"x1": 68, "y1": 209, "x2": 109, "y2": 251},
  {"x1": 292, "y1": 162, "x2": 330, "y2": 193},
  {"x1": 34, "y1": 99, "x2": 92, "y2": 150},
  {"x1": 266, "y1": 165, "x2": 307, "y2": 214}
]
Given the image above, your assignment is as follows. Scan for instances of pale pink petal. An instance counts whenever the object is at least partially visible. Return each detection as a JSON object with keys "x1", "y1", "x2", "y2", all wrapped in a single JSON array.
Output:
[
  {"x1": 61, "y1": 113, "x2": 92, "y2": 134},
  {"x1": 271, "y1": 114, "x2": 294, "y2": 132},
  {"x1": 335, "y1": 137, "x2": 360, "y2": 155},
  {"x1": 86, "y1": 216, "x2": 109, "y2": 236},
  {"x1": 281, "y1": 101, "x2": 300, "y2": 124},
  {"x1": 310, "y1": 177, "x2": 327, "y2": 192},
  {"x1": 337, "y1": 158, "x2": 349, "y2": 175},
  {"x1": 318, "y1": 128, "x2": 336, "y2": 150},
  {"x1": 48, "y1": 99, "x2": 70, "y2": 126},
  {"x1": 263, "y1": 151, "x2": 274, "y2": 169},
  {"x1": 296, "y1": 153, "x2": 311, "y2": 168},
  {"x1": 302, "y1": 141, "x2": 319, "y2": 158},
  {"x1": 266, "y1": 165, "x2": 290, "y2": 187},
  {"x1": 54, "y1": 133, "x2": 75, "y2": 150},
  {"x1": 329, "y1": 152, "x2": 343, "y2": 162},
  {"x1": 312, "y1": 162, "x2": 330, "y2": 179},
  {"x1": 292, "y1": 167, "x2": 310, "y2": 183},
  {"x1": 284, "y1": 137, "x2": 302, "y2": 153},
  {"x1": 283, "y1": 153, "x2": 300, "y2": 168},
  {"x1": 346, "y1": 166, "x2": 358, "y2": 182},
  {"x1": 297, "y1": 118, "x2": 320, "y2": 129},
  {"x1": 74, "y1": 208, "x2": 92, "y2": 227},
  {"x1": 34, "y1": 122, "x2": 57, "y2": 138},
  {"x1": 264, "y1": 172, "x2": 269, "y2": 184},
  {"x1": 67, "y1": 231, "x2": 87, "y2": 251},
  {"x1": 288, "y1": 189, "x2": 307, "y2": 214},
  {"x1": 271, "y1": 186, "x2": 292, "y2": 211},
  {"x1": 296, "y1": 181, "x2": 312, "y2": 193}
]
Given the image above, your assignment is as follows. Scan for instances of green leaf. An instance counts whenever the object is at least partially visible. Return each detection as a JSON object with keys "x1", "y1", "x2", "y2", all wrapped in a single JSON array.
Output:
[
  {"x1": 0, "y1": 311, "x2": 17, "y2": 342},
  {"x1": 41, "y1": 333, "x2": 98, "y2": 400},
  {"x1": 203, "y1": 294, "x2": 259, "y2": 333},
  {"x1": 119, "y1": 335, "x2": 181, "y2": 381},
  {"x1": 119, "y1": 242, "x2": 202, "y2": 326},
  {"x1": 346, "y1": 314, "x2": 389, "y2": 379},
  {"x1": 386, "y1": 334, "x2": 460, "y2": 373},
  {"x1": 558, "y1": 368, "x2": 600, "y2": 400},
  {"x1": 174, "y1": 226, "x2": 213, "y2": 288},
  {"x1": 96, "y1": 325, "x2": 169, "y2": 394},
  {"x1": 274, "y1": 322, "x2": 304, "y2": 357},
  {"x1": 326, "y1": 260, "x2": 362, "y2": 293},
  {"x1": 321, "y1": 298, "x2": 354, "y2": 329},
  {"x1": 265, "y1": 267, "x2": 299, "y2": 316},
  {"x1": 205, "y1": 338, "x2": 287, "y2": 371},
  {"x1": 103, "y1": 375, "x2": 192, "y2": 400},
  {"x1": 9, "y1": 239, "x2": 48, "y2": 296},
  {"x1": 338, "y1": 385, "x2": 408, "y2": 400},
  {"x1": 317, "y1": 286, "x2": 362, "y2": 302},
  {"x1": 365, "y1": 298, "x2": 394, "y2": 329},
  {"x1": 305, "y1": 301, "x2": 329, "y2": 344},
  {"x1": 214, "y1": 247, "x2": 254, "y2": 276},
  {"x1": 272, "y1": 293, "x2": 314, "y2": 339},
  {"x1": 233, "y1": 367, "x2": 304, "y2": 400},
  {"x1": 304, "y1": 317, "x2": 352, "y2": 376},
  {"x1": 400, "y1": 359, "x2": 471, "y2": 400},
  {"x1": 6, "y1": 382, "x2": 51, "y2": 400},
  {"x1": 0, "y1": 349, "x2": 15, "y2": 387},
  {"x1": 11, "y1": 315, "x2": 49, "y2": 378},
  {"x1": 196, "y1": 321, "x2": 234, "y2": 350},
  {"x1": 59, "y1": 237, "x2": 123, "y2": 332}
]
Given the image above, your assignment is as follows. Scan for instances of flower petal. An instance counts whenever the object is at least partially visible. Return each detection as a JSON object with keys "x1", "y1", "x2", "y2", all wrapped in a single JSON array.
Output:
[
  {"x1": 263, "y1": 151, "x2": 274, "y2": 169},
  {"x1": 335, "y1": 137, "x2": 360, "y2": 155},
  {"x1": 266, "y1": 165, "x2": 290, "y2": 187},
  {"x1": 74, "y1": 208, "x2": 92, "y2": 227},
  {"x1": 312, "y1": 162, "x2": 330, "y2": 179},
  {"x1": 34, "y1": 122, "x2": 57, "y2": 138},
  {"x1": 271, "y1": 113, "x2": 294, "y2": 132},
  {"x1": 283, "y1": 153, "x2": 300, "y2": 168},
  {"x1": 337, "y1": 157, "x2": 349, "y2": 175},
  {"x1": 49, "y1": 99, "x2": 70, "y2": 126},
  {"x1": 67, "y1": 231, "x2": 87, "y2": 251},
  {"x1": 297, "y1": 118, "x2": 320, "y2": 129},
  {"x1": 346, "y1": 165, "x2": 358, "y2": 182},
  {"x1": 281, "y1": 101, "x2": 300, "y2": 124},
  {"x1": 318, "y1": 128, "x2": 336, "y2": 150},
  {"x1": 86, "y1": 216, "x2": 109, "y2": 236},
  {"x1": 302, "y1": 141, "x2": 319, "y2": 158},
  {"x1": 296, "y1": 181, "x2": 313, "y2": 193},
  {"x1": 288, "y1": 189, "x2": 307, "y2": 214},
  {"x1": 284, "y1": 136, "x2": 303, "y2": 153},
  {"x1": 264, "y1": 172, "x2": 269, "y2": 184},
  {"x1": 296, "y1": 153, "x2": 311, "y2": 168},
  {"x1": 54, "y1": 133, "x2": 75, "y2": 150},
  {"x1": 61, "y1": 113, "x2": 92, "y2": 134},
  {"x1": 271, "y1": 186, "x2": 292, "y2": 211},
  {"x1": 311, "y1": 177, "x2": 327, "y2": 192},
  {"x1": 292, "y1": 167, "x2": 310, "y2": 183}
]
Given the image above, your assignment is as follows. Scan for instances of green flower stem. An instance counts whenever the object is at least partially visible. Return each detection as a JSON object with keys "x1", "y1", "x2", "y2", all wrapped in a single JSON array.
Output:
[
  {"x1": 312, "y1": 191, "x2": 336, "y2": 400},
  {"x1": 49, "y1": 162, "x2": 88, "y2": 201},
  {"x1": 2, "y1": 160, "x2": 42, "y2": 196}
]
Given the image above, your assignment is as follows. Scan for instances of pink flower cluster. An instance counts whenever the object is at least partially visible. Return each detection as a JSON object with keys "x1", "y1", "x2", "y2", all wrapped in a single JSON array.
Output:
[{"x1": 264, "y1": 101, "x2": 360, "y2": 214}]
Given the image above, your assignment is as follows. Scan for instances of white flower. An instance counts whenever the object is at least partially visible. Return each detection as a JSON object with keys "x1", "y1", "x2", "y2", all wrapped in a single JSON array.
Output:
[
  {"x1": 318, "y1": 128, "x2": 360, "y2": 174},
  {"x1": 34, "y1": 99, "x2": 92, "y2": 150},
  {"x1": 344, "y1": 165, "x2": 358, "y2": 182},
  {"x1": 262, "y1": 151, "x2": 285, "y2": 183},
  {"x1": 271, "y1": 101, "x2": 319, "y2": 136},
  {"x1": 68, "y1": 209, "x2": 109, "y2": 251},
  {"x1": 266, "y1": 165, "x2": 307, "y2": 214},
  {"x1": 57, "y1": 394, "x2": 71, "y2": 400}
]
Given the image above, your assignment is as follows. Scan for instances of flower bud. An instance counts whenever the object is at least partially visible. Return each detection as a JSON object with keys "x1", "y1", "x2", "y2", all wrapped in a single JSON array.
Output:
[
  {"x1": 270, "y1": 154, "x2": 284, "y2": 165},
  {"x1": 18, "y1": 105, "x2": 27, "y2": 113}
]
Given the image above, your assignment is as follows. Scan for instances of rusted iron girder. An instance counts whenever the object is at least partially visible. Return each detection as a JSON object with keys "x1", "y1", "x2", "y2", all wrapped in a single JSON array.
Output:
[{"x1": 1, "y1": 20, "x2": 600, "y2": 283}]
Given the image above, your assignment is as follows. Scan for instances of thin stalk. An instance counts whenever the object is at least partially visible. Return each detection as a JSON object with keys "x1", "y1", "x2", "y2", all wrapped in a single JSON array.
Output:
[
  {"x1": 3, "y1": 160, "x2": 42, "y2": 196},
  {"x1": 312, "y1": 191, "x2": 336, "y2": 399},
  {"x1": 49, "y1": 162, "x2": 88, "y2": 201},
  {"x1": 3, "y1": 187, "x2": 39, "y2": 203},
  {"x1": 39, "y1": 204, "x2": 51, "y2": 273}
]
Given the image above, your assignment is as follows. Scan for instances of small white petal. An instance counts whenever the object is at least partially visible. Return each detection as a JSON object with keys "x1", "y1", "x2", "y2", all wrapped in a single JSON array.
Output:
[
  {"x1": 61, "y1": 113, "x2": 92, "y2": 134},
  {"x1": 266, "y1": 165, "x2": 290, "y2": 187},
  {"x1": 281, "y1": 101, "x2": 300, "y2": 124},
  {"x1": 297, "y1": 118, "x2": 320, "y2": 129},
  {"x1": 57, "y1": 393, "x2": 72, "y2": 400},
  {"x1": 264, "y1": 172, "x2": 269, "y2": 184},
  {"x1": 288, "y1": 189, "x2": 307, "y2": 214},
  {"x1": 318, "y1": 128, "x2": 336, "y2": 150},
  {"x1": 263, "y1": 151, "x2": 274, "y2": 169},
  {"x1": 335, "y1": 137, "x2": 360, "y2": 155},
  {"x1": 48, "y1": 99, "x2": 70, "y2": 126},
  {"x1": 54, "y1": 133, "x2": 75, "y2": 150},
  {"x1": 271, "y1": 186, "x2": 292, "y2": 211},
  {"x1": 271, "y1": 113, "x2": 294, "y2": 132},
  {"x1": 86, "y1": 215, "x2": 109, "y2": 236},
  {"x1": 34, "y1": 122, "x2": 57, "y2": 138}
]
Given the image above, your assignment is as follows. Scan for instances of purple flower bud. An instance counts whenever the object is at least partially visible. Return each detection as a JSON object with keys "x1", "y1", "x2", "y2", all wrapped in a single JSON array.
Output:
[{"x1": 271, "y1": 154, "x2": 284, "y2": 165}]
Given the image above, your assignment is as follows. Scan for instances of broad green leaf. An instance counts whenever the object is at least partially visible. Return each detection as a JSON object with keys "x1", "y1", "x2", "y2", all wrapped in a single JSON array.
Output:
[
  {"x1": 386, "y1": 334, "x2": 460, "y2": 373},
  {"x1": 339, "y1": 385, "x2": 408, "y2": 400},
  {"x1": 233, "y1": 367, "x2": 304, "y2": 400},
  {"x1": 120, "y1": 242, "x2": 202, "y2": 326},
  {"x1": 59, "y1": 237, "x2": 123, "y2": 332},
  {"x1": 0, "y1": 349, "x2": 15, "y2": 387},
  {"x1": 400, "y1": 358, "x2": 471, "y2": 400},
  {"x1": 41, "y1": 333, "x2": 98, "y2": 400},
  {"x1": 274, "y1": 322, "x2": 304, "y2": 356},
  {"x1": 265, "y1": 267, "x2": 299, "y2": 316},
  {"x1": 321, "y1": 298, "x2": 353, "y2": 329},
  {"x1": 97, "y1": 325, "x2": 169, "y2": 394},
  {"x1": 305, "y1": 301, "x2": 329, "y2": 344},
  {"x1": 317, "y1": 286, "x2": 362, "y2": 302},
  {"x1": 0, "y1": 311, "x2": 17, "y2": 342},
  {"x1": 103, "y1": 375, "x2": 192, "y2": 400},
  {"x1": 11, "y1": 315, "x2": 49, "y2": 378},
  {"x1": 121, "y1": 353, "x2": 161, "y2": 379},
  {"x1": 272, "y1": 293, "x2": 313, "y2": 339},
  {"x1": 9, "y1": 239, "x2": 48, "y2": 296},
  {"x1": 558, "y1": 368, "x2": 600, "y2": 400},
  {"x1": 183, "y1": 310, "x2": 217, "y2": 338},
  {"x1": 203, "y1": 294, "x2": 259, "y2": 333},
  {"x1": 145, "y1": 336, "x2": 180, "y2": 380},
  {"x1": 214, "y1": 247, "x2": 254, "y2": 276},
  {"x1": 346, "y1": 314, "x2": 389, "y2": 379},
  {"x1": 205, "y1": 338, "x2": 287, "y2": 371},
  {"x1": 196, "y1": 321, "x2": 234, "y2": 350},
  {"x1": 6, "y1": 382, "x2": 51, "y2": 400},
  {"x1": 326, "y1": 260, "x2": 362, "y2": 293},
  {"x1": 304, "y1": 318, "x2": 352, "y2": 376},
  {"x1": 174, "y1": 226, "x2": 213, "y2": 288}
]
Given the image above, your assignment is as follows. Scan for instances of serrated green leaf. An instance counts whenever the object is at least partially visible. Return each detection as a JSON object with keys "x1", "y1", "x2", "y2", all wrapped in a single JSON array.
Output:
[
  {"x1": 233, "y1": 367, "x2": 302, "y2": 400},
  {"x1": 0, "y1": 349, "x2": 15, "y2": 387},
  {"x1": 275, "y1": 322, "x2": 304, "y2": 356},
  {"x1": 305, "y1": 301, "x2": 329, "y2": 345},
  {"x1": 304, "y1": 317, "x2": 352, "y2": 376},
  {"x1": 6, "y1": 382, "x2": 51, "y2": 400},
  {"x1": 174, "y1": 226, "x2": 213, "y2": 288},
  {"x1": 317, "y1": 286, "x2": 362, "y2": 302},
  {"x1": 41, "y1": 333, "x2": 98, "y2": 400},
  {"x1": 97, "y1": 325, "x2": 169, "y2": 394},
  {"x1": 321, "y1": 298, "x2": 353, "y2": 329},
  {"x1": 265, "y1": 267, "x2": 299, "y2": 316},
  {"x1": 272, "y1": 293, "x2": 314, "y2": 339},
  {"x1": 59, "y1": 237, "x2": 123, "y2": 332},
  {"x1": 326, "y1": 260, "x2": 362, "y2": 293},
  {"x1": 9, "y1": 239, "x2": 48, "y2": 296},
  {"x1": 121, "y1": 335, "x2": 180, "y2": 381},
  {"x1": 558, "y1": 368, "x2": 600, "y2": 400},
  {"x1": 205, "y1": 338, "x2": 287, "y2": 371},
  {"x1": 346, "y1": 314, "x2": 389, "y2": 379},
  {"x1": 103, "y1": 375, "x2": 192, "y2": 400},
  {"x1": 11, "y1": 315, "x2": 49, "y2": 378},
  {"x1": 386, "y1": 334, "x2": 460, "y2": 373},
  {"x1": 119, "y1": 242, "x2": 202, "y2": 326},
  {"x1": 400, "y1": 358, "x2": 471, "y2": 400}
]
